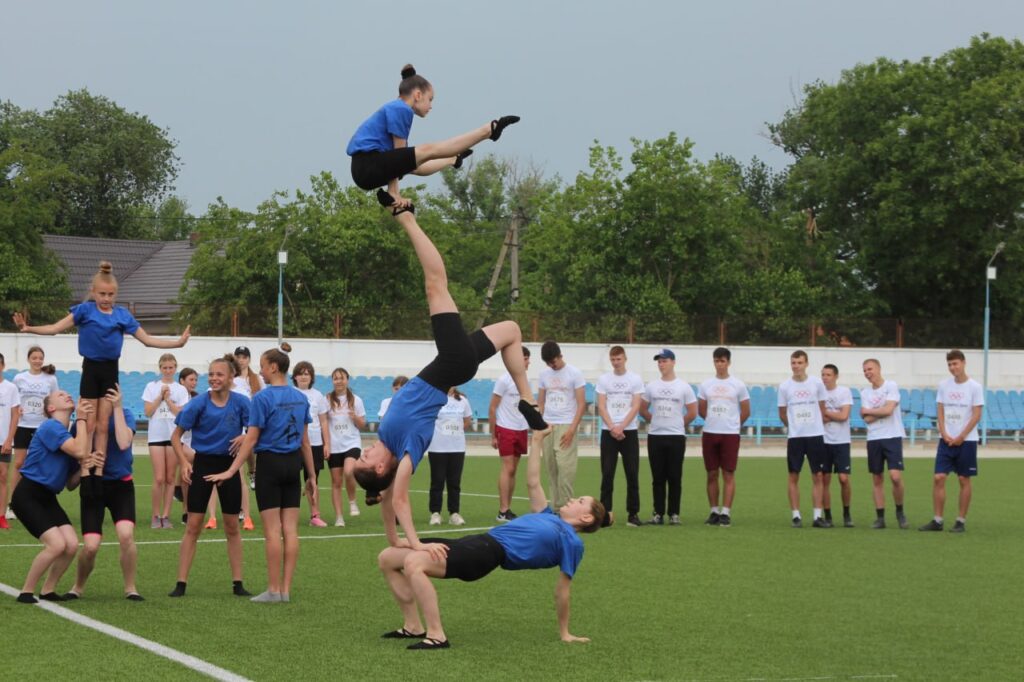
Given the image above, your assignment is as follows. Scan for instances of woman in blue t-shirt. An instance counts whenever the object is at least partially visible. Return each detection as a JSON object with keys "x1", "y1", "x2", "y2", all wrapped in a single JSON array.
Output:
[
  {"x1": 347, "y1": 64, "x2": 520, "y2": 212},
  {"x1": 13, "y1": 260, "x2": 191, "y2": 473},
  {"x1": 9, "y1": 391, "x2": 93, "y2": 603},
  {"x1": 206, "y1": 348, "x2": 316, "y2": 603}
]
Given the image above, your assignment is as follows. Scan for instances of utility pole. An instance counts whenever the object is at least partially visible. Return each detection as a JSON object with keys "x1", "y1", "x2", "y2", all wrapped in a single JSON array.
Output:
[{"x1": 477, "y1": 213, "x2": 523, "y2": 329}]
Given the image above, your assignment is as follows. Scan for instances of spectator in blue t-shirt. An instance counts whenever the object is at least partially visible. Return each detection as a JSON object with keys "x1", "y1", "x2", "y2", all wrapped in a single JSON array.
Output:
[
  {"x1": 346, "y1": 63, "x2": 521, "y2": 212},
  {"x1": 376, "y1": 428, "x2": 605, "y2": 650},
  {"x1": 13, "y1": 260, "x2": 190, "y2": 467}
]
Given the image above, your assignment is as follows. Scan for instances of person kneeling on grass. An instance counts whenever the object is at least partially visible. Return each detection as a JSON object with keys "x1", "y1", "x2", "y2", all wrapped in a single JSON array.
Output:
[{"x1": 376, "y1": 428, "x2": 605, "y2": 649}]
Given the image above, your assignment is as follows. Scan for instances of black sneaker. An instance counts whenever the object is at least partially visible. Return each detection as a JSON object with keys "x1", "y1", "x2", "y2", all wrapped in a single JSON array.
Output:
[
  {"x1": 626, "y1": 514, "x2": 642, "y2": 527},
  {"x1": 812, "y1": 517, "x2": 829, "y2": 528},
  {"x1": 950, "y1": 520, "x2": 966, "y2": 533},
  {"x1": 704, "y1": 512, "x2": 721, "y2": 526},
  {"x1": 822, "y1": 518, "x2": 833, "y2": 528},
  {"x1": 719, "y1": 514, "x2": 732, "y2": 527},
  {"x1": 919, "y1": 519, "x2": 944, "y2": 532},
  {"x1": 648, "y1": 514, "x2": 664, "y2": 526},
  {"x1": 871, "y1": 518, "x2": 886, "y2": 529},
  {"x1": 496, "y1": 510, "x2": 518, "y2": 522},
  {"x1": 897, "y1": 512, "x2": 910, "y2": 530},
  {"x1": 791, "y1": 517, "x2": 803, "y2": 528},
  {"x1": 843, "y1": 516, "x2": 855, "y2": 528}
]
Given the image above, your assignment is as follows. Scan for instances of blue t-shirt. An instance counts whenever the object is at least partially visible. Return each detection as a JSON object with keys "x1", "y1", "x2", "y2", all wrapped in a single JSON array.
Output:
[
  {"x1": 70, "y1": 302, "x2": 141, "y2": 361},
  {"x1": 249, "y1": 385, "x2": 311, "y2": 454},
  {"x1": 176, "y1": 392, "x2": 251, "y2": 455},
  {"x1": 71, "y1": 408, "x2": 136, "y2": 480},
  {"x1": 346, "y1": 99, "x2": 414, "y2": 155},
  {"x1": 20, "y1": 418, "x2": 77, "y2": 493},
  {"x1": 378, "y1": 376, "x2": 447, "y2": 473},
  {"x1": 487, "y1": 507, "x2": 585, "y2": 578}
]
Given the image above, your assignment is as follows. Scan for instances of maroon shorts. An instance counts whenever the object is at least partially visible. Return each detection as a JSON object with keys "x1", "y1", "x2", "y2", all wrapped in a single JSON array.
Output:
[
  {"x1": 495, "y1": 425, "x2": 527, "y2": 457},
  {"x1": 702, "y1": 432, "x2": 740, "y2": 472}
]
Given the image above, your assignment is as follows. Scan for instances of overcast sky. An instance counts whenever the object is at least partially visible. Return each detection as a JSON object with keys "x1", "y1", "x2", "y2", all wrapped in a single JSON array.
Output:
[{"x1": 3, "y1": 1, "x2": 1022, "y2": 213}]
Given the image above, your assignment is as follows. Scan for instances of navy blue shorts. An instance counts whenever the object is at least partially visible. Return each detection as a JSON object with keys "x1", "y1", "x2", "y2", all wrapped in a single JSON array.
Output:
[
  {"x1": 935, "y1": 440, "x2": 978, "y2": 477},
  {"x1": 867, "y1": 437, "x2": 904, "y2": 474},
  {"x1": 824, "y1": 443, "x2": 852, "y2": 474},
  {"x1": 786, "y1": 436, "x2": 827, "y2": 473}
]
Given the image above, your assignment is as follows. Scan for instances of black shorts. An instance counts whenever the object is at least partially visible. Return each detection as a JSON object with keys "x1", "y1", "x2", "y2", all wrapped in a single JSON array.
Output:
[
  {"x1": 824, "y1": 443, "x2": 852, "y2": 474},
  {"x1": 786, "y1": 436, "x2": 827, "y2": 473},
  {"x1": 81, "y1": 479, "x2": 136, "y2": 535},
  {"x1": 867, "y1": 437, "x2": 904, "y2": 474},
  {"x1": 255, "y1": 450, "x2": 302, "y2": 511},
  {"x1": 422, "y1": 534, "x2": 507, "y2": 582},
  {"x1": 80, "y1": 358, "x2": 120, "y2": 399},
  {"x1": 10, "y1": 478, "x2": 71, "y2": 539},
  {"x1": 13, "y1": 426, "x2": 37, "y2": 450},
  {"x1": 148, "y1": 440, "x2": 173, "y2": 447},
  {"x1": 418, "y1": 313, "x2": 497, "y2": 392},
  {"x1": 328, "y1": 448, "x2": 360, "y2": 469},
  {"x1": 350, "y1": 148, "x2": 419, "y2": 191},
  {"x1": 304, "y1": 445, "x2": 325, "y2": 482},
  {"x1": 189, "y1": 454, "x2": 242, "y2": 515},
  {"x1": 0, "y1": 452, "x2": 9, "y2": 463}
]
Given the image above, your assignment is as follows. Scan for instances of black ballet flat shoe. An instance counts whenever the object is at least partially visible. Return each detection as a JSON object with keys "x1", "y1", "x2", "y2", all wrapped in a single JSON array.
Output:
[
  {"x1": 490, "y1": 115, "x2": 520, "y2": 141},
  {"x1": 375, "y1": 188, "x2": 415, "y2": 215},
  {"x1": 453, "y1": 149, "x2": 473, "y2": 169},
  {"x1": 407, "y1": 637, "x2": 450, "y2": 650},
  {"x1": 382, "y1": 627, "x2": 427, "y2": 639},
  {"x1": 517, "y1": 400, "x2": 548, "y2": 430}
]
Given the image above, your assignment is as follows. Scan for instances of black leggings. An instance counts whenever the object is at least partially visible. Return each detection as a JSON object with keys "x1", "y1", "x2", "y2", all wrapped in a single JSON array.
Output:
[
  {"x1": 647, "y1": 434, "x2": 686, "y2": 516},
  {"x1": 418, "y1": 313, "x2": 497, "y2": 392},
  {"x1": 428, "y1": 451, "x2": 466, "y2": 513},
  {"x1": 599, "y1": 430, "x2": 640, "y2": 515}
]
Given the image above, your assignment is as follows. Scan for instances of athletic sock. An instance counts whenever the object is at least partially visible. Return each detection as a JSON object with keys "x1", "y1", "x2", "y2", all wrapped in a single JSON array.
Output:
[
  {"x1": 934, "y1": 516, "x2": 944, "y2": 524},
  {"x1": 876, "y1": 508, "x2": 885, "y2": 519},
  {"x1": 824, "y1": 508, "x2": 832, "y2": 521},
  {"x1": 956, "y1": 516, "x2": 966, "y2": 524},
  {"x1": 791, "y1": 509, "x2": 801, "y2": 519},
  {"x1": 168, "y1": 581, "x2": 187, "y2": 597},
  {"x1": 712, "y1": 507, "x2": 721, "y2": 515},
  {"x1": 896, "y1": 504, "x2": 904, "y2": 515},
  {"x1": 813, "y1": 508, "x2": 823, "y2": 520},
  {"x1": 721, "y1": 507, "x2": 731, "y2": 516},
  {"x1": 16, "y1": 592, "x2": 38, "y2": 604},
  {"x1": 843, "y1": 505, "x2": 850, "y2": 517},
  {"x1": 233, "y1": 581, "x2": 251, "y2": 597}
]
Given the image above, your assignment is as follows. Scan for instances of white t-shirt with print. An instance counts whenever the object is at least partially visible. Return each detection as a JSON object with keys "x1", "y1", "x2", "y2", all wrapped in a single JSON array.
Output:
[
  {"x1": 327, "y1": 394, "x2": 365, "y2": 453},
  {"x1": 823, "y1": 385, "x2": 854, "y2": 445},
  {"x1": 697, "y1": 376, "x2": 750, "y2": 435},
  {"x1": 937, "y1": 377, "x2": 985, "y2": 442},
  {"x1": 492, "y1": 372, "x2": 528, "y2": 431},
  {"x1": 860, "y1": 380, "x2": 906, "y2": 441},
  {"x1": 777, "y1": 376, "x2": 827, "y2": 439},
  {"x1": 643, "y1": 379, "x2": 697, "y2": 436},
  {"x1": 428, "y1": 395, "x2": 473, "y2": 453},
  {"x1": 596, "y1": 371, "x2": 645, "y2": 431},
  {"x1": 300, "y1": 388, "x2": 329, "y2": 447},
  {"x1": 143, "y1": 380, "x2": 191, "y2": 442},
  {"x1": 231, "y1": 374, "x2": 265, "y2": 399},
  {"x1": 539, "y1": 364, "x2": 586, "y2": 425},
  {"x1": 0, "y1": 381, "x2": 20, "y2": 444},
  {"x1": 14, "y1": 371, "x2": 59, "y2": 429}
]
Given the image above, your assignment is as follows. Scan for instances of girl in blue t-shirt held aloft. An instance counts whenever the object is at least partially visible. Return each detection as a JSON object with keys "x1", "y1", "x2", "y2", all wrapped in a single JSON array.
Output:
[
  {"x1": 13, "y1": 260, "x2": 191, "y2": 477},
  {"x1": 9, "y1": 391, "x2": 94, "y2": 603},
  {"x1": 205, "y1": 348, "x2": 316, "y2": 603},
  {"x1": 347, "y1": 64, "x2": 521, "y2": 212}
]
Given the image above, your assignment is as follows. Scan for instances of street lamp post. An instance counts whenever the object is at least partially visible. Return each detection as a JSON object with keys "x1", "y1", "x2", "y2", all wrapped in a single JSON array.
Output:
[
  {"x1": 981, "y1": 241, "x2": 1005, "y2": 446},
  {"x1": 276, "y1": 248, "x2": 288, "y2": 346}
]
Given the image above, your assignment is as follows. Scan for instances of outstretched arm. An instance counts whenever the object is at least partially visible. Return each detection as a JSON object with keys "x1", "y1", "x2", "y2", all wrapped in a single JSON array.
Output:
[
  {"x1": 13, "y1": 312, "x2": 75, "y2": 336},
  {"x1": 555, "y1": 571, "x2": 589, "y2": 643},
  {"x1": 527, "y1": 428, "x2": 552, "y2": 512},
  {"x1": 133, "y1": 325, "x2": 191, "y2": 349}
]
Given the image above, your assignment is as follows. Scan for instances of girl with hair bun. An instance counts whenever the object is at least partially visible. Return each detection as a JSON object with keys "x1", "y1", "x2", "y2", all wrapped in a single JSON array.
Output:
[
  {"x1": 13, "y1": 261, "x2": 190, "y2": 489},
  {"x1": 347, "y1": 63, "x2": 521, "y2": 211}
]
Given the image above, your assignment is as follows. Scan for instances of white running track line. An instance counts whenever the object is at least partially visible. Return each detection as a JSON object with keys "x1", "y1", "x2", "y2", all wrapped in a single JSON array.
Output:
[{"x1": 0, "y1": 582, "x2": 252, "y2": 682}]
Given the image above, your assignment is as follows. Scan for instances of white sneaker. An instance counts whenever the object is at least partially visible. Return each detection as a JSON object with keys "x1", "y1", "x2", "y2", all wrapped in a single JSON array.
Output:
[
  {"x1": 349, "y1": 501, "x2": 360, "y2": 517},
  {"x1": 5, "y1": 508, "x2": 15, "y2": 521},
  {"x1": 449, "y1": 513, "x2": 466, "y2": 526},
  {"x1": 429, "y1": 512, "x2": 442, "y2": 526},
  {"x1": 334, "y1": 516, "x2": 345, "y2": 527},
  {"x1": 248, "y1": 472, "x2": 256, "y2": 491}
]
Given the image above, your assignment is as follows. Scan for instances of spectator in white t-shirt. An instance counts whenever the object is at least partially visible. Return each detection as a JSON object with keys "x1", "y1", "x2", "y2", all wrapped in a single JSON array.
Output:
[
  {"x1": 820, "y1": 364, "x2": 854, "y2": 528},
  {"x1": 697, "y1": 347, "x2": 750, "y2": 528},
  {"x1": 595, "y1": 346, "x2": 645, "y2": 528},
  {"x1": 919, "y1": 350, "x2": 984, "y2": 533},
  {"x1": 142, "y1": 353, "x2": 190, "y2": 529},
  {"x1": 777, "y1": 350, "x2": 828, "y2": 528},
  {"x1": 378, "y1": 375, "x2": 409, "y2": 422},
  {"x1": 427, "y1": 388, "x2": 473, "y2": 527},
  {"x1": 538, "y1": 341, "x2": 586, "y2": 509},
  {"x1": 489, "y1": 348, "x2": 532, "y2": 522},
  {"x1": 860, "y1": 358, "x2": 908, "y2": 529},
  {"x1": 0, "y1": 353, "x2": 20, "y2": 530}
]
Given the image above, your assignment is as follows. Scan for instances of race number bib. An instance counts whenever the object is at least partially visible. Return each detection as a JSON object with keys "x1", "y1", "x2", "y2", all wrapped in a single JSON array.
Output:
[
  {"x1": 24, "y1": 395, "x2": 44, "y2": 414},
  {"x1": 155, "y1": 403, "x2": 173, "y2": 420},
  {"x1": 946, "y1": 410, "x2": 963, "y2": 426},
  {"x1": 709, "y1": 401, "x2": 730, "y2": 420},
  {"x1": 609, "y1": 396, "x2": 630, "y2": 419},
  {"x1": 655, "y1": 401, "x2": 675, "y2": 419},
  {"x1": 793, "y1": 406, "x2": 815, "y2": 425},
  {"x1": 440, "y1": 419, "x2": 461, "y2": 436},
  {"x1": 547, "y1": 392, "x2": 569, "y2": 411},
  {"x1": 333, "y1": 421, "x2": 350, "y2": 435}
]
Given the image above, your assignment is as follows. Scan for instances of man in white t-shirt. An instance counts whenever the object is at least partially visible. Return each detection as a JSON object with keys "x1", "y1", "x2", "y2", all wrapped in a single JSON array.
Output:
[
  {"x1": 489, "y1": 347, "x2": 532, "y2": 522},
  {"x1": 919, "y1": 349, "x2": 984, "y2": 533},
  {"x1": 821, "y1": 364, "x2": 854, "y2": 528},
  {"x1": 778, "y1": 350, "x2": 829, "y2": 528},
  {"x1": 697, "y1": 347, "x2": 749, "y2": 528},
  {"x1": 860, "y1": 358, "x2": 908, "y2": 529},
  {"x1": 538, "y1": 341, "x2": 586, "y2": 510},
  {"x1": 595, "y1": 346, "x2": 645, "y2": 528}
]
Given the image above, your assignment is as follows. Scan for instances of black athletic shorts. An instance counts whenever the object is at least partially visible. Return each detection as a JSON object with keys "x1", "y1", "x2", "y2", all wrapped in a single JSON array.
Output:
[
  {"x1": 189, "y1": 454, "x2": 242, "y2": 515},
  {"x1": 13, "y1": 426, "x2": 37, "y2": 450},
  {"x1": 255, "y1": 450, "x2": 302, "y2": 511},
  {"x1": 10, "y1": 478, "x2": 71, "y2": 539},
  {"x1": 81, "y1": 479, "x2": 136, "y2": 535},
  {"x1": 824, "y1": 443, "x2": 852, "y2": 474},
  {"x1": 328, "y1": 447, "x2": 360, "y2": 469},
  {"x1": 418, "y1": 313, "x2": 497, "y2": 393},
  {"x1": 304, "y1": 444, "x2": 324, "y2": 482},
  {"x1": 0, "y1": 451, "x2": 9, "y2": 464},
  {"x1": 80, "y1": 358, "x2": 120, "y2": 400},
  {"x1": 786, "y1": 435, "x2": 827, "y2": 473},
  {"x1": 867, "y1": 437, "x2": 904, "y2": 474},
  {"x1": 422, "y1": 534, "x2": 507, "y2": 582},
  {"x1": 350, "y1": 148, "x2": 418, "y2": 191},
  {"x1": 148, "y1": 440, "x2": 173, "y2": 447}
]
